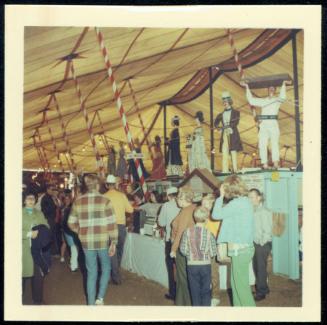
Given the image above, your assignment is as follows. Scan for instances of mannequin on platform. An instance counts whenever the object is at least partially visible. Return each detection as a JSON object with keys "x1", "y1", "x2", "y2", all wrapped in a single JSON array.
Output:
[
  {"x1": 214, "y1": 91, "x2": 243, "y2": 173},
  {"x1": 241, "y1": 80, "x2": 291, "y2": 169},
  {"x1": 107, "y1": 145, "x2": 116, "y2": 176},
  {"x1": 116, "y1": 141, "x2": 128, "y2": 179},
  {"x1": 150, "y1": 135, "x2": 167, "y2": 180},
  {"x1": 189, "y1": 111, "x2": 211, "y2": 173},
  {"x1": 167, "y1": 116, "x2": 183, "y2": 177}
]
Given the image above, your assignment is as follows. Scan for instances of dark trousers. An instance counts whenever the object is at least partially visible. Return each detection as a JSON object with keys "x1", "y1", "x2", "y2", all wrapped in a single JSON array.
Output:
[
  {"x1": 22, "y1": 263, "x2": 44, "y2": 304},
  {"x1": 111, "y1": 224, "x2": 127, "y2": 282},
  {"x1": 165, "y1": 240, "x2": 176, "y2": 297},
  {"x1": 253, "y1": 241, "x2": 272, "y2": 297},
  {"x1": 48, "y1": 219, "x2": 60, "y2": 255},
  {"x1": 175, "y1": 250, "x2": 191, "y2": 306},
  {"x1": 187, "y1": 264, "x2": 211, "y2": 306}
]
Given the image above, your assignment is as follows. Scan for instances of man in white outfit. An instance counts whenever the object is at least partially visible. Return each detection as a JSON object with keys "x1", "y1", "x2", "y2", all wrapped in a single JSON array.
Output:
[{"x1": 241, "y1": 80, "x2": 292, "y2": 169}]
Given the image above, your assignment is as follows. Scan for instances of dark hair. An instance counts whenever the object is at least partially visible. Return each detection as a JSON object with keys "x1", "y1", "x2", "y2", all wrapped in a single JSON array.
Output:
[
  {"x1": 154, "y1": 135, "x2": 161, "y2": 144},
  {"x1": 150, "y1": 190, "x2": 163, "y2": 203},
  {"x1": 84, "y1": 174, "x2": 99, "y2": 192},
  {"x1": 23, "y1": 190, "x2": 38, "y2": 206},
  {"x1": 249, "y1": 188, "x2": 264, "y2": 202},
  {"x1": 223, "y1": 98, "x2": 233, "y2": 106},
  {"x1": 64, "y1": 189, "x2": 72, "y2": 195},
  {"x1": 195, "y1": 111, "x2": 204, "y2": 123},
  {"x1": 172, "y1": 120, "x2": 179, "y2": 127}
]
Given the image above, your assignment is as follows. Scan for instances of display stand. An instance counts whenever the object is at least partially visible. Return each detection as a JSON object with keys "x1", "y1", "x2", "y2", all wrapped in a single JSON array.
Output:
[{"x1": 217, "y1": 170, "x2": 302, "y2": 280}]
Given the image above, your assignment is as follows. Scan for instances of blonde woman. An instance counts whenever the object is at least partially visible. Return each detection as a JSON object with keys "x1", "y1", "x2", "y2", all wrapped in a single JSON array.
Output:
[{"x1": 212, "y1": 175, "x2": 255, "y2": 307}]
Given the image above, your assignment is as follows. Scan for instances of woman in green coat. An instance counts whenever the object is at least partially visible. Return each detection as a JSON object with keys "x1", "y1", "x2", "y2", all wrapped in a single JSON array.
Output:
[{"x1": 22, "y1": 190, "x2": 49, "y2": 304}]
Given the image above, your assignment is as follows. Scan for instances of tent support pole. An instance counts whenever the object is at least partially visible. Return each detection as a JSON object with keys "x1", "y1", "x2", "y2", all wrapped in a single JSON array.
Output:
[
  {"x1": 209, "y1": 67, "x2": 215, "y2": 171},
  {"x1": 163, "y1": 103, "x2": 167, "y2": 166},
  {"x1": 292, "y1": 33, "x2": 302, "y2": 171}
]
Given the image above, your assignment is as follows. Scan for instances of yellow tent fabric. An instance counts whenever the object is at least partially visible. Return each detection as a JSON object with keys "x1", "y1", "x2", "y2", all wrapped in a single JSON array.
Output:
[{"x1": 23, "y1": 27, "x2": 303, "y2": 173}]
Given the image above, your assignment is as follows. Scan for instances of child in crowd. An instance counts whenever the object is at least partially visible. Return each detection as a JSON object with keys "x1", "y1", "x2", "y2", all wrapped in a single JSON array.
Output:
[
  {"x1": 202, "y1": 193, "x2": 221, "y2": 306},
  {"x1": 180, "y1": 206, "x2": 217, "y2": 306}
]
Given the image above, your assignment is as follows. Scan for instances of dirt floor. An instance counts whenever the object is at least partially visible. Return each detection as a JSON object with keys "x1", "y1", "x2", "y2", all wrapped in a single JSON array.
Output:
[{"x1": 22, "y1": 255, "x2": 302, "y2": 307}]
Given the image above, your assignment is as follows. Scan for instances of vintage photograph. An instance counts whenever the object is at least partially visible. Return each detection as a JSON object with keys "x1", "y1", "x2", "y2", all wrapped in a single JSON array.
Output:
[{"x1": 5, "y1": 5, "x2": 321, "y2": 322}]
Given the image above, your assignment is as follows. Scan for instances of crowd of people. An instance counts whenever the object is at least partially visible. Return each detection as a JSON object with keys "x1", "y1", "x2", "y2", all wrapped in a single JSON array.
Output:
[{"x1": 22, "y1": 173, "x2": 274, "y2": 307}]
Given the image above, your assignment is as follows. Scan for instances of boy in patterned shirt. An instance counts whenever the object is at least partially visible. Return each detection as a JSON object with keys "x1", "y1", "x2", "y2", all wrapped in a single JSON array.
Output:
[{"x1": 180, "y1": 206, "x2": 217, "y2": 306}]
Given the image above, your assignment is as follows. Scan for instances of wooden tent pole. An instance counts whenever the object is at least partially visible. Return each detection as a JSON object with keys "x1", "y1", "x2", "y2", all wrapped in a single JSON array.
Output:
[
  {"x1": 291, "y1": 33, "x2": 302, "y2": 171},
  {"x1": 209, "y1": 67, "x2": 215, "y2": 171}
]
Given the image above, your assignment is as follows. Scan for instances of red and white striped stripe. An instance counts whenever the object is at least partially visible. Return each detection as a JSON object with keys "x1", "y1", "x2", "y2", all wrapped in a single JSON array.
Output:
[
  {"x1": 127, "y1": 80, "x2": 154, "y2": 162},
  {"x1": 70, "y1": 61, "x2": 105, "y2": 178},
  {"x1": 226, "y1": 29, "x2": 257, "y2": 121},
  {"x1": 52, "y1": 93, "x2": 78, "y2": 176},
  {"x1": 95, "y1": 27, "x2": 148, "y2": 198},
  {"x1": 43, "y1": 108, "x2": 65, "y2": 173}
]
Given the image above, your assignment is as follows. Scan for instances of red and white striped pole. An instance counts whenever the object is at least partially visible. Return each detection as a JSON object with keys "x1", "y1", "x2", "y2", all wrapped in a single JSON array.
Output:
[
  {"x1": 43, "y1": 108, "x2": 65, "y2": 173},
  {"x1": 51, "y1": 93, "x2": 78, "y2": 176},
  {"x1": 70, "y1": 61, "x2": 105, "y2": 178},
  {"x1": 127, "y1": 79, "x2": 154, "y2": 162},
  {"x1": 95, "y1": 27, "x2": 148, "y2": 198},
  {"x1": 226, "y1": 29, "x2": 257, "y2": 122}
]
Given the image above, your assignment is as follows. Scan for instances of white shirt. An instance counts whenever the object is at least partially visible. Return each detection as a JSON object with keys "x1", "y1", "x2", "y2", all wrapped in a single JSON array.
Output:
[
  {"x1": 223, "y1": 109, "x2": 232, "y2": 126},
  {"x1": 253, "y1": 204, "x2": 273, "y2": 246},
  {"x1": 246, "y1": 83, "x2": 286, "y2": 116},
  {"x1": 157, "y1": 199, "x2": 181, "y2": 242}
]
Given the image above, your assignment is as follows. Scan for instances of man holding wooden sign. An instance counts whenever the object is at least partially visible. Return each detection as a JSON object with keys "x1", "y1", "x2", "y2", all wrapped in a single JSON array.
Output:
[{"x1": 241, "y1": 75, "x2": 292, "y2": 169}]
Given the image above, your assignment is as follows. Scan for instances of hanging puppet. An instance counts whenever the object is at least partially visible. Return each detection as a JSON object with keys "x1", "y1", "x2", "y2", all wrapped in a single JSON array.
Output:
[
  {"x1": 116, "y1": 141, "x2": 128, "y2": 179},
  {"x1": 107, "y1": 145, "x2": 116, "y2": 175},
  {"x1": 189, "y1": 111, "x2": 211, "y2": 173},
  {"x1": 166, "y1": 115, "x2": 183, "y2": 177},
  {"x1": 150, "y1": 135, "x2": 166, "y2": 180},
  {"x1": 127, "y1": 137, "x2": 150, "y2": 182},
  {"x1": 214, "y1": 91, "x2": 243, "y2": 173},
  {"x1": 185, "y1": 134, "x2": 193, "y2": 176},
  {"x1": 241, "y1": 80, "x2": 292, "y2": 169}
]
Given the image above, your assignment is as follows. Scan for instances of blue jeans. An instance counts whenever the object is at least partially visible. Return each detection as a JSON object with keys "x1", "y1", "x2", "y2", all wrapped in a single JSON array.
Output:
[
  {"x1": 111, "y1": 225, "x2": 127, "y2": 282},
  {"x1": 83, "y1": 249, "x2": 111, "y2": 305},
  {"x1": 187, "y1": 264, "x2": 211, "y2": 306}
]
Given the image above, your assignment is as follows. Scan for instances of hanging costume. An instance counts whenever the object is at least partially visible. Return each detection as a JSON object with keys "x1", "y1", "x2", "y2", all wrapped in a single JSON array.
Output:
[
  {"x1": 116, "y1": 146, "x2": 128, "y2": 178},
  {"x1": 128, "y1": 147, "x2": 150, "y2": 182},
  {"x1": 214, "y1": 92, "x2": 243, "y2": 173},
  {"x1": 167, "y1": 126, "x2": 183, "y2": 177},
  {"x1": 189, "y1": 127, "x2": 211, "y2": 173},
  {"x1": 151, "y1": 142, "x2": 167, "y2": 180},
  {"x1": 245, "y1": 83, "x2": 286, "y2": 167},
  {"x1": 107, "y1": 148, "x2": 116, "y2": 175}
]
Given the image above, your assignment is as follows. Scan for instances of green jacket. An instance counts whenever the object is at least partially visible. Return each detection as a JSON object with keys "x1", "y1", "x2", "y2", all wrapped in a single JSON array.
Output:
[{"x1": 22, "y1": 208, "x2": 49, "y2": 278}]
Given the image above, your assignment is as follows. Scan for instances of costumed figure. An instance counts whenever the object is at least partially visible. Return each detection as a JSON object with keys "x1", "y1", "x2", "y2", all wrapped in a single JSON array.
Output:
[
  {"x1": 241, "y1": 80, "x2": 291, "y2": 169},
  {"x1": 127, "y1": 137, "x2": 150, "y2": 183},
  {"x1": 116, "y1": 141, "x2": 128, "y2": 179},
  {"x1": 214, "y1": 91, "x2": 243, "y2": 173},
  {"x1": 166, "y1": 116, "x2": 183, "y2": 177},
  {"x1": 185, "y1": 134, "x2": 193, "y2": 176},
  {"x1": 107, "y1": 145, "x2": 116, "y2": 175},
  {"x1": 150, "y1": 135, "x2": 167, "y2": 180},
  {"x1": 189, "y1": 111, "x2": 211, "y2": 173}
]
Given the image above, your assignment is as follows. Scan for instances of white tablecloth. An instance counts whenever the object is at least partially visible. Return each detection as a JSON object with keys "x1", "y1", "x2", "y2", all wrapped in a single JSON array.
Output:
[
  {"x1": 121, "y1": 233, "x2": 255, "y2": 290},
  {"x1": 121, "y1": 233, "x2": 169, "y2": 288}
]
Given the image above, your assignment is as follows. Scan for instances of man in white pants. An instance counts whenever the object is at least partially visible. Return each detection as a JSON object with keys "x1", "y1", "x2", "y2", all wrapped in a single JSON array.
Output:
[{"x1": 241, "y1": 80, "x2": 291, "y2": 169}]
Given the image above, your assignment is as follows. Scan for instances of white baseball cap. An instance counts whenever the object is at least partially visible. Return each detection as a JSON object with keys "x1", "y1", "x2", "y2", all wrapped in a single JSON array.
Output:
[
  {"x1": 106, "y1": 175, "x2": 116, "y2": 184},
  {"x1": 167, "y1": 187, "x2": 178, "y2": 195}
]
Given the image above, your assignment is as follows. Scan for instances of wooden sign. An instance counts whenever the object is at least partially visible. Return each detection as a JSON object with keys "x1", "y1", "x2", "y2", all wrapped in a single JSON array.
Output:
[
  {"x1": 243, "y1": 74, "x2": 292, "y2": 89},
  {"x1": 125, "y1": 152, "x2": 144, "y2": 159}
]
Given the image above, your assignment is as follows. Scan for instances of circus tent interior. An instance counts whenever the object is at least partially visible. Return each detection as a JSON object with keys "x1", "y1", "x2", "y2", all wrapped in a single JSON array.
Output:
[{"x1": 23, "y1": 27, "x2": 303, "y2": 175}]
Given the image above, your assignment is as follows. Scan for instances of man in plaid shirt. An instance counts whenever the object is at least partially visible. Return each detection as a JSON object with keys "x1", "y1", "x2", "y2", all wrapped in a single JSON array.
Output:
[{"x1": 68, "y1": 174, "x2": 118, "y2": 305}]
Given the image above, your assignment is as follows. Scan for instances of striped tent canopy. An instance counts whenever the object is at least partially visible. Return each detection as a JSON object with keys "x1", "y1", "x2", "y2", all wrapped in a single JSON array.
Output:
[{"x1": 24, "y1": 27, "x2": 303, "y2": 173}]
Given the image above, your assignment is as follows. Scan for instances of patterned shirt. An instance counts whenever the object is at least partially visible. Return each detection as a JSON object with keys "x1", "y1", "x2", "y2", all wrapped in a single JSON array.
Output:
[
  {"x1": 68, "y1": 191, "x2": 118, "y2": 250},
  {"x1": 180, "y1": 224, "x2": 217, "y2": 265}
]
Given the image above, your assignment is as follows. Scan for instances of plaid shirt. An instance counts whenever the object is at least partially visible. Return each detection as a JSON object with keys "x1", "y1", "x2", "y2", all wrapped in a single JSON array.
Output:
[
  {"x1": 68, "y1": 191, "x2": 118, "y2": 250},
  {"x1": 180, "y1": 224, "x2": 217, "y2": 265}
]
